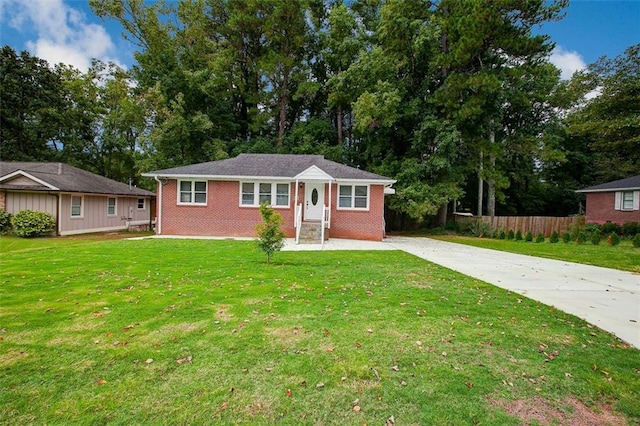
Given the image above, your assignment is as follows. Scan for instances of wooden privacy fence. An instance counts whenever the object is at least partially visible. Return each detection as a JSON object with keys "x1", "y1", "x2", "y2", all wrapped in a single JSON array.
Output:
[{"x1": 456, "y1": 216, "x2": 578, "y2": 237}]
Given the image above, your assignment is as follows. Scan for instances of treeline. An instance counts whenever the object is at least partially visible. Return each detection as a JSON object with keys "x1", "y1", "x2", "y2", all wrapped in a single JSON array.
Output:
[{"x1": 1, "y1": 0, "x2": 638, "y2": 228}]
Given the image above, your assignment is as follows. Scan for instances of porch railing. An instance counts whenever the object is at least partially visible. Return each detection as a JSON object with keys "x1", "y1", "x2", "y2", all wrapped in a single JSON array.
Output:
[
  {"x1": 295, "y1": 203, "x2": 303, "y2": 244},
  {"x1": 321, "y1": 205, "x2": 330, "y2": 247}
]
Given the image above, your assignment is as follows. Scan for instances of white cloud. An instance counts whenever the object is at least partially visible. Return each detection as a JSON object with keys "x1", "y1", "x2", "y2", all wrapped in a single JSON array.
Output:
[
  {"x1": 549, "y1": 46, "x2": 587, "y2": 80},
  {"x1": 1, "y1": 0, "x2": 124, "y2": 72}
]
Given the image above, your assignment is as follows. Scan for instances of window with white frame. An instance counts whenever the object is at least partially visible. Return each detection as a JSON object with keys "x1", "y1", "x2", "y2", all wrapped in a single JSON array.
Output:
[
  {"x1": 338, "y1": 184, "x2": 368, "y2": 209},
  {"x1": 240, "y1": 182, "x2": 289, "y2": 207},
  {"x1": 179, "y1": 180, "x2": 207, "y2": 205},
  {"x1": 107, "y1": 197, "x2": 117, "y2": 216},
  {"x1": 622, "y1": 191, "x2": 634, "y2": 210},
  {"x1": 137, "y1": 198, "x2": 145, "y2": 210},
  {"x1": 71, "y1": 196, "x2": 83, "y2": 217}
]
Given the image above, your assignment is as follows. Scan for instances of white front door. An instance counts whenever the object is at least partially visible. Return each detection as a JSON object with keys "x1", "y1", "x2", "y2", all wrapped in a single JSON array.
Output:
[{"x1": 305, "y1": 182, "x2": 324, "y2": 221}]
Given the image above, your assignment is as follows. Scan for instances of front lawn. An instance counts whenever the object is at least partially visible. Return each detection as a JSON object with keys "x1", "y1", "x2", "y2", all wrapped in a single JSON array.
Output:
[
  {"x1": 430, "y1": 235, "x2": 640, "y2": 273},
  {"x1": 1, "y1": 237, "x2": 638, "y2": 425}
]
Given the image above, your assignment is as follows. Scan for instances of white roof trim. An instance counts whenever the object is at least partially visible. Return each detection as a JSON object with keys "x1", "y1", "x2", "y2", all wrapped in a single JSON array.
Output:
[
  {"x1": 0, "y1": 170, "x2": 59, "y2": 190},
  {"x1": 384, "y1": 187, "x2": 396, "y2": 195},
  {"x1": 294, "y1": 165, "x2": 334, "y2": 181},
  {"x1": 576, "y1": 187, "x2": 640, "y2": 193}
]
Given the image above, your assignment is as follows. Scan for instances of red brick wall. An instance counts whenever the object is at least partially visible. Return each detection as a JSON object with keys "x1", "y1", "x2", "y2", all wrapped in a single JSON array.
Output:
[
  {"x1": 158, "y1": 179, "x2": 387, "y2": 240},
  {"x1": 585, "y1": 192, "x2": 640, "y2": 224},
  {"x1": 329, "y1": 183, "x2": 385, "y2": 241},
  {"x1": 160, "y1": 180, "x2": 295, "y2": 237}
]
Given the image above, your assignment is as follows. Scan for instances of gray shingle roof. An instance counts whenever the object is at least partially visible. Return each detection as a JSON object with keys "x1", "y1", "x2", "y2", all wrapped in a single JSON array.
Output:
[
  {"x1": 144, "y1": 154, "x2": 394, "y2": 182},
  {"x1": 576, "y1": 175, "x2": 640, "y2": 193},
  {"x1": 0, "y1": 162, "x2": 155, "y2": 197}
]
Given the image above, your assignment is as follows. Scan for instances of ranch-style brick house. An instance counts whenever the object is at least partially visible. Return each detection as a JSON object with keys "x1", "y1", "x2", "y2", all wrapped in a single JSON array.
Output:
[
  {"x1": 576, "y1": 175, "x2": 640, "y2": 225},
  {"x1": 0, "y1": 162, "x2": 155, "y2": 235},
  {"x1": 143, "y1": 154, "x2": 396, "y2": 242}
]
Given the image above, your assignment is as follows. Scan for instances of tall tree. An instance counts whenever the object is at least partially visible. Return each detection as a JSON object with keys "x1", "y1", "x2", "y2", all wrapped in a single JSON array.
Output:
[{"x1": 0, "y1": 47, "x2": 66, "y2": 161}]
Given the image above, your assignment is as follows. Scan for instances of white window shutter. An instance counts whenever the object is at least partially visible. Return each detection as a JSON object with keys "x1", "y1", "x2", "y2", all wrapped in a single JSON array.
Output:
[
  {"x1": 614, "y1": 191, "x2": 622, "y2": 210},
  {"x1": 634, "y1": 191, "x2": 640, "y2": 210}
]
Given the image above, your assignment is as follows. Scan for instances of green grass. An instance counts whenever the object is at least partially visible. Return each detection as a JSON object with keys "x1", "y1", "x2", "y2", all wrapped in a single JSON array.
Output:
[
  {"x1": 1, "y1": 237, "x2": 639, "y2": 425},
  {"x1": 430, "y1": 235, "x2": 640, "y2": 273}
]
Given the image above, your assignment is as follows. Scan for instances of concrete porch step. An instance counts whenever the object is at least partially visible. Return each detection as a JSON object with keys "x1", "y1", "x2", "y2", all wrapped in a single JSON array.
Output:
[{"x1": 298, "y1": 221, "x2": 328, "y2": 244}]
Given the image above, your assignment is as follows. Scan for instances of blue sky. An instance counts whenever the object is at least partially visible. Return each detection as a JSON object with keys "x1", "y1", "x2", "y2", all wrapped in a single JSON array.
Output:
[{"x1": 1, "y1": 0, "x2": 638, "y2": 79}]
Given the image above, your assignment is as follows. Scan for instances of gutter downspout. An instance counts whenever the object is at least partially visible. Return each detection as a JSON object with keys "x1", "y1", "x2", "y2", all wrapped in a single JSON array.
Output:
[
  {"x1": 154, "y1": 176, "x2": 162, "y2": 235},
  {"x1": 55, "y1": 193, "x2": 61, "y2": 236}
]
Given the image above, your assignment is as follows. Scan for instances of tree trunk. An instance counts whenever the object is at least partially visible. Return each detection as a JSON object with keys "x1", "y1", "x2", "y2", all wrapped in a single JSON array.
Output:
[
  {"x1": 337, "y1": 105, "x2": 343, "y2": 146},
  {"x1": 277, "y1": 75, "x2": 288, "y2": 147},
  {"x1": 437, "y1": 202, "x2": 448, "y2": 227},
  {"x1": 477, "y1": 150, "x2": 483, "y2": 217},
  {"x1": 487, "y1": 129, "x2": 496, "y2": 217}
]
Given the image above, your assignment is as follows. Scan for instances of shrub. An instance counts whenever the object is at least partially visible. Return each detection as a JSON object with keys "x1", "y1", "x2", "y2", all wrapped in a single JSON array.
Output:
[
  {"x1": 470, "y1": 220, "x2": 493, "y2": 238},
  {"x1": 606, "y1": 232, "x2": 620, "y2": 247},
  {"x1": 562, "y1": 232, "x2": 571, "y2": 243},
  {"x1": 524, "y1": 231, "x2": 533, "y2": 242},
  {"x1": 621, "y1": 222, "x2": 639, "y2": 237},
  {"x1": 633, "y1": 233, "x2": 640, "y2": 248},
  {"x1": 575, "y1": 232, "x2": 587, "y2": 244},
  {"x1": 515, "y1": 230, "x2": 523, "y2": 241},
  {"x1": 535, "y1": 233, "x2": 545, "y2": 243},
  {"x1": 550, "y1": 231, "x2": 559, "y2": 243},
  {"x1": 11, "y1": 210, "x2": 55, "y2": 238},
  {"x1": 591, "y1": 233, "x2": 601, "y2": 245},
  {"x1": 507, "y1": 230, "x2": 515, "y2": 240},
  {"x1": 498, "y1": 230, "x2": 506, "y2": 240},
  {"x1": 600, "y1": 222, "x2": 621, "y2": 236},
  {"x1": 0, "y1": 210, "x2": 12, "y2": 234},
  {"x1": 256, "y1": 203, "x2": 284, "y2": 264}
]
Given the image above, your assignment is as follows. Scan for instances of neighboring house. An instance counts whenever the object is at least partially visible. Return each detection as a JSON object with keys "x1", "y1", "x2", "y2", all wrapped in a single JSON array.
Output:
[
  {"x1": 0, "y1": 162, "x2": 155, "y2": 235},
  {"x1": 143, "y1": 154, "x2": 396, "y2": 242},
  {"x1": 576, "y1": 175, "x2": 640, "y2": 224}
]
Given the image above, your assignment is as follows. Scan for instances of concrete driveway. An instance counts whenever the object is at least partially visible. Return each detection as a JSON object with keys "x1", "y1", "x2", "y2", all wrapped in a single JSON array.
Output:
[{"x1": 283, "y1": 236, "x2": 640, "y2": 348}]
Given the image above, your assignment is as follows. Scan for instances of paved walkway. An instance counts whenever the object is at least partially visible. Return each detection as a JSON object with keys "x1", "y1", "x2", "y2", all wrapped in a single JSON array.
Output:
[{"x1": 283, "y1": 236, "x2": 640, "y2": 348}]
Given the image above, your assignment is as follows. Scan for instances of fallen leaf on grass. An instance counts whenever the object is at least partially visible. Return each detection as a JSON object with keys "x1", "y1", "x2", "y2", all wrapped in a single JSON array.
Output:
[
  {"x1": 286, "y1": 389, "x2": 292, "y2": 397},
  {"x1": 353, "y1": 405, "x2": 361, "y2": 413},
  {"x1": 299, "y1": 380, "x2": 307, "y2": 387},
  {"x1": 220, "y1": 401, "x2": 228, "y2": 411},
  {"x1": 97, "y1": 379, "x2": 107, "y2": 386},
  {"x1": 465, "y1": 381, "x2": 474, "y2": 388},
  {"x1": 176, "y1": 356, "x2": 192, "y2": 364},
  {"x1": 391, "y1": 365, "x2": 399, "y2": 372},
  {"x1": 326, "y1": 346, "x2": 335, "y2": 352},
  {"x1": 265, "y1": 367, "x2": 273, "y2": 372},
  {"x1": 316, "y1": 382, "x2": 325, "y2": 388},
  {"x1": 145, "y1": 358, "x2": 153, "y2": 364},
  {"x1": 386, "y1": 415, "x2": 396, "y2": 425}
]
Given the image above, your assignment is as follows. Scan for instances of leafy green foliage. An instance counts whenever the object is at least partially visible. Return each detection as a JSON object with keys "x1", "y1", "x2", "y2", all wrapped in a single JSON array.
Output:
[
  {"x1": 256, "y1": 203, "x2": 285, "y2": 264},
  {"x1": 633, "y1": 233, "x2": 640, "y2": 248},
  {"x1": 536, "y1": 233, "x2": 545, "y2": 243},
  {"x1": 515, "y1": 230, "x2": 523, "y2": 241},
  {"x1": 591, "y1": 233, "x2": 601, "y2": 245},
  {"x1": 562, "y1": 232, "x2": 571, "y2": 243},
  {"x1": 11, "y1": 210, "x2": 55, "y2": 238},
  {"x1": 621, "y1": 222, "x2": 640, "y2": 237},
  {"x1": 0, "y1": 210, "x2": 12, "y2": 234},
  {"x1": 525, "y1": 231, "x2": 533, "y2": 242},
  {"x1": 607, "y1": 232, "x2": 621, "y2": 247},
  {"x1": 550, "y1": 230, "x2": 559, "y2": 243},
  {"x1": 507, "y1": 229, "x2": 515, "y2": 240},
  {"x1": 498, "y1": 230, "x2": 506, "y2": 240},
  {"x1": 575, "y1": 232, "x2": 587, "y2": 245}
]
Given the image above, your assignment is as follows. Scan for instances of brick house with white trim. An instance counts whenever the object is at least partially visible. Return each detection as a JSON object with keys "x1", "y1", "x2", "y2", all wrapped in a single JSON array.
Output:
[
  {"x1": 576, "y1": 175, "x2": 640, "y2": 225},
  {"x1": 143, "y1": 154, "x2": 396, "y2": 242}
]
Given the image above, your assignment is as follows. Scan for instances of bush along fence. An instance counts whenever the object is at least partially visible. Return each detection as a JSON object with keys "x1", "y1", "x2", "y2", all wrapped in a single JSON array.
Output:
[{"x1": 455, "y1": 216, "x2": 578, "y2": 238}]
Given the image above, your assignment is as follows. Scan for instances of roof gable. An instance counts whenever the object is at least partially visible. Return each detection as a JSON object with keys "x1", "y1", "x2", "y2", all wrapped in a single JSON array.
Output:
[
  {"x1": 143, "y1": 154, "x2": 395, "y2": 183},
  {"x1": 0, "y1": 170, "x2": 59, "y2": 190},
  {"x1": 0, "y1": 162, "x2": 154, "y2": 197},
  {"x1": 294, "y1": 165, "x2": 333, "y2": 181},
  {"x1": 576, "y1": 175, "x2": 640, "y2": 193}
]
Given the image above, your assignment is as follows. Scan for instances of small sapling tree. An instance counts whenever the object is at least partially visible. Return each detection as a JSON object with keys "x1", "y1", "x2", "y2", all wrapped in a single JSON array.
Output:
[{"x1": 256, "y1": 202, "x2": 285, "y2": 264}]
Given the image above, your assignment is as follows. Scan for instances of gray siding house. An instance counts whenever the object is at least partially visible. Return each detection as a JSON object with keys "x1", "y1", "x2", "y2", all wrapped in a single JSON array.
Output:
[{"x1": 0, "y1": 162, "x2": 155, "y2": 236}]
